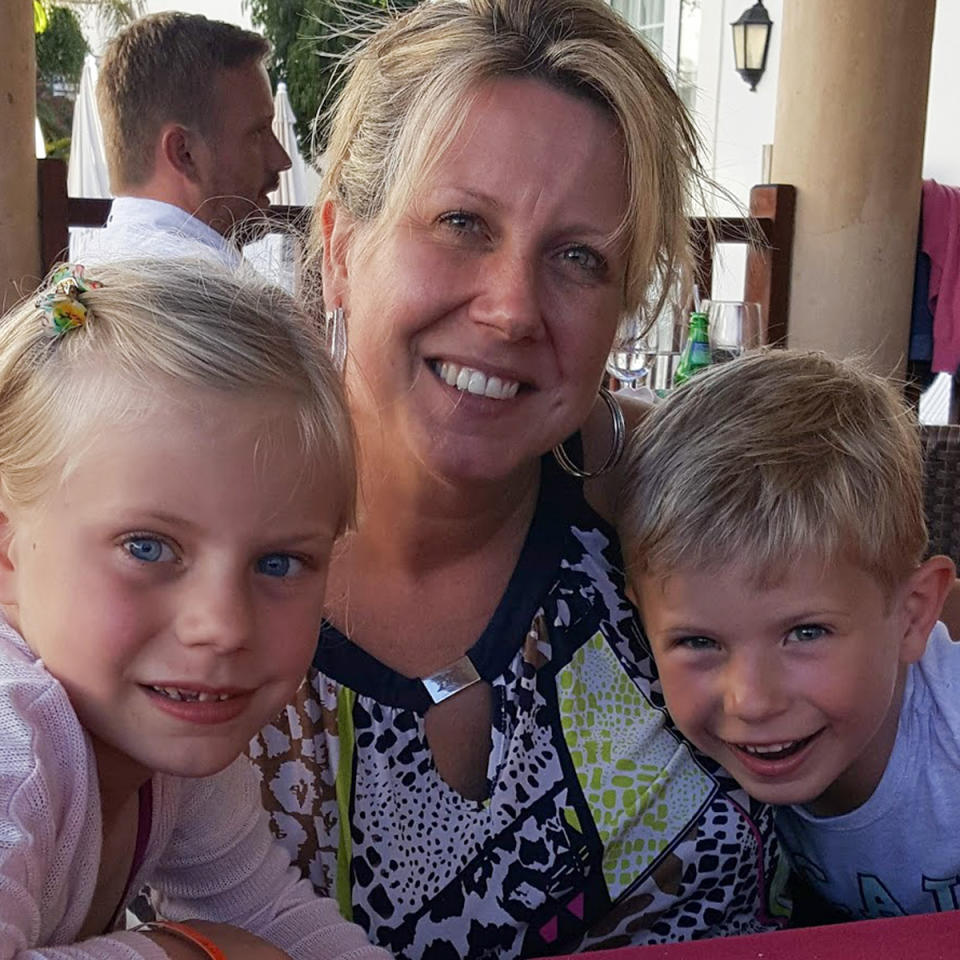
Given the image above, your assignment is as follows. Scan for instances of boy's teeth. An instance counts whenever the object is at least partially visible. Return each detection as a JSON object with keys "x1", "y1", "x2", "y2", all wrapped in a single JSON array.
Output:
[
  {"x1": 741, "y1": 741, "x2": 799, "y2": 756},
  {"x1": 436, "y1": 361, "x2": 519, "y2": 400}
]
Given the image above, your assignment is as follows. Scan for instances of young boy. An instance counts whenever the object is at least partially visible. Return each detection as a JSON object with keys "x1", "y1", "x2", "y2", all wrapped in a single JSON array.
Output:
[{"x1": 618, "y1": 349, "x2": 960, "y2": 922}]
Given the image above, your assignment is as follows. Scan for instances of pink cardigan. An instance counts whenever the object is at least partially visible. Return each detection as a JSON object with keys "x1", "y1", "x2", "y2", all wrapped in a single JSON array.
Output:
[{"x1": 0, "y1": 621, "x2": 389, "y2": 960}]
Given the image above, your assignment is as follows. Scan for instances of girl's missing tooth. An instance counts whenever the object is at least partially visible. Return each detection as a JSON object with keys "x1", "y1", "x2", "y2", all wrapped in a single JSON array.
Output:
[{"x1": 0, "y1": 261, "x2": 386, "y2": 959}]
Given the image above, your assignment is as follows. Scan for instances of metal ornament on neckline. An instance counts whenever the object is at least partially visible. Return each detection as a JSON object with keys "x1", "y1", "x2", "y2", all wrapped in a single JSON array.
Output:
[{"x1": 421, "y1": 655, "x2": 482, "y2": 705}]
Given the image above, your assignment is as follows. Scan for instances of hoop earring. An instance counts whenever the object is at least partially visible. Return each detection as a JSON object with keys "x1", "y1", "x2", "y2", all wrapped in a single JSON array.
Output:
[
  {"x1": 324, "y1": 306, "x2": 347, "y2": 372},
  {"x1": 552, "y1": 386, "x2": 625, "y2": 480}
]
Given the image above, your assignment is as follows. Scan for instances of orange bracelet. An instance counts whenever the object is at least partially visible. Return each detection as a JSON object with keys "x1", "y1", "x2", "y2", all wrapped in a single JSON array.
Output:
[{"x1": 134, "y1": 920, "x2": 228, "y2": 960}]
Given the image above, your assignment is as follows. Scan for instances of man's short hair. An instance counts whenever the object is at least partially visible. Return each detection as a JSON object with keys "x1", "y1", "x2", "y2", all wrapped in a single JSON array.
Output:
[
  {"x1": 619, "y1": 349, "x2": 927, "y2": 596},
  {"x1": 97, "y1": 12, "x2": 270, "y2": 190}
]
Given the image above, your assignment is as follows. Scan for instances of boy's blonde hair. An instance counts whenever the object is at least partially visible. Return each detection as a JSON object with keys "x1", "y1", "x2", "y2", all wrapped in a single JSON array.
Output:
[
  {"x1": 0, "y1": 260, "x2": 355, "y2": 528},
  {"x1": 619, "y1": 350, "x2": 926, "y2": 595},
  {"x1": 97, "y1": 12, "x2": 270, "y2": 190},
  {"x1": 311, "y1": 0, "x2": 704, "y2": 321}
]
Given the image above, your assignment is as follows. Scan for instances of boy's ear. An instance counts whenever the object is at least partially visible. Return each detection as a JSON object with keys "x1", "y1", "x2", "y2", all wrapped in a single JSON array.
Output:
[{"x1": 898, "y1": 555, "x2": 956, "y2": 664}]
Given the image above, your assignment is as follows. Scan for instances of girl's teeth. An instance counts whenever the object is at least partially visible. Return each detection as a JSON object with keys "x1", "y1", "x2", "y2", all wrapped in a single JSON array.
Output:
[
  {"x1": 435, "y1": 361, "x2": 519, "y2": 400},
  {"x1": 151, "y1": 686, "x2": 232, "y2": 702}
]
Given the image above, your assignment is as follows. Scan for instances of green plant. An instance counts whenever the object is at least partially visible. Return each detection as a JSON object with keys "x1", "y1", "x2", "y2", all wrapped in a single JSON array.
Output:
[{"x1": 243, "y1": 0, "x2": 418, "y2": 156}]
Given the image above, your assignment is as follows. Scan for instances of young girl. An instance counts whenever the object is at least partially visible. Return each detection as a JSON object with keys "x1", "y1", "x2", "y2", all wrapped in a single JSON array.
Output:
[{"x1": 0, "y1": 260, "x2": 389, "y2": 960}]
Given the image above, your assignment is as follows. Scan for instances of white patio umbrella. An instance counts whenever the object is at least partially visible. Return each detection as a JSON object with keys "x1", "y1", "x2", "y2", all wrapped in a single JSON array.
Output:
[
  {"x1": 35, "y1": 118, "x2": 46, "y2": 158},
  {"x1": 67, "y1": 54, "x2": 111, "y2": 199},
  {"x1": 268, "y1": 81, "x2": 320, "y2": 206},
  {"x1": 247, "y1": 82, "x2": 319, "y2": 292}
]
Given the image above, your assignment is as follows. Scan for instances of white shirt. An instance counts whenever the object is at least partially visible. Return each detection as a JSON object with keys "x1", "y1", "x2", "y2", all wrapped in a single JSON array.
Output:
[{"x1": 75, "y1": 197, "x2": 243, "y2": 269}]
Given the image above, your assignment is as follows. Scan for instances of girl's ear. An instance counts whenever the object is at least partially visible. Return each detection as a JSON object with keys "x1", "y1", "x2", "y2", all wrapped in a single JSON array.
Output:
[
  {"x1": 319, "y1": 199, "x2": 355, "y2": 307},
  {"x1": 899, "y1": 555, "x2": 956, "y2": 664},
  {"x1": 0, "y1": 508, "x2": 19, "y2": 606}
]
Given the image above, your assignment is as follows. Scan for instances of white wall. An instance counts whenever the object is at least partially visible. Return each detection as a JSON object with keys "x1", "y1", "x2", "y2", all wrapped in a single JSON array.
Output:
[
  {"x1": 698, "y1": 0, "x2": 956, "y2": 201},
  {"x1": 694, "y1": 0, "x2": 956, "y2": 300},
  {"x1": 923, "y1": 0, "x2": 960, "y2": 184},
  {"x1": 694, "y1": 0, "x2": 782, "y2": 214},
  {"x1": 692, "y1": 1, "x2": 781, "y2": 300}
]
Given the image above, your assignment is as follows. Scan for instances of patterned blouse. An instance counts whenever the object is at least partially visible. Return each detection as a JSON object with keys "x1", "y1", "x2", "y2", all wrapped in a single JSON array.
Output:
[{"x1": 251, "y1": 453, "x2": 787, "y2": 959}]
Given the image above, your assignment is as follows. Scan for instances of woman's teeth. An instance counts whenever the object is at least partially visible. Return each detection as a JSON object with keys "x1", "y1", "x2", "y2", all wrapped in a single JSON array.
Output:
[
  {"x1": 434, "y1": 361, "x2": 520, "y2": 400},
  {"x1": 149, "y1": 685, "x2": 233, "y2": 702}
]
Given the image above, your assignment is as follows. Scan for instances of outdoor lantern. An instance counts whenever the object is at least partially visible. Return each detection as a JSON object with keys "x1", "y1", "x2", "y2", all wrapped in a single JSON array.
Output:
[{"x1": 731, "y1": 0, "x2": 773, "y2": 91}]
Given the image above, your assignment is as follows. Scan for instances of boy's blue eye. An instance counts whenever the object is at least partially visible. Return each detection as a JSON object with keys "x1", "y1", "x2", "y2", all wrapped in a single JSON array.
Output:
[
  {"x1": 790, "y1": 624, "x2": 827, "y2": 643},
  {"x1": 678, "y1": 635, "x2": 717, "y2": 652},
  {"x1": 125, "y1": 538, "x2": 173, "y2": 563},
  {"x1": 257, "y1": 553, "x2": 303, "y2": 578}
]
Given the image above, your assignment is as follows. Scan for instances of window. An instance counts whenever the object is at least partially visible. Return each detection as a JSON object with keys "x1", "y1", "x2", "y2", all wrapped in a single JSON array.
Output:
[{"x1": 607, "y1": 0, "x2": 700, "y2": 111}]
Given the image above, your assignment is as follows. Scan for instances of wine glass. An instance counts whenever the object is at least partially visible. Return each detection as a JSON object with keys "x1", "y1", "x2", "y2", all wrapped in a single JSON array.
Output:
[
  {"x1": 702, "y1": 300, "x2": 763, "y2": 363},
  {"x1": 607, "y1": 312, "x2": 654, "y2": 389}
]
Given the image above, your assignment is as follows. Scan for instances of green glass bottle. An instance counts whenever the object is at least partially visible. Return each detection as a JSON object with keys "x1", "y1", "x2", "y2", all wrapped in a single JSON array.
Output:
[{"x1": 672, "y1": 310, "x2": 711, "y2": 387}]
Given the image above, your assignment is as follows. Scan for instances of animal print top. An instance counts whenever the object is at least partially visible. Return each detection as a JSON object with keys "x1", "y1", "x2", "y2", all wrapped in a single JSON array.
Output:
[{"x1": 251, "y1": 453, "x2": 788, "y2": 959}]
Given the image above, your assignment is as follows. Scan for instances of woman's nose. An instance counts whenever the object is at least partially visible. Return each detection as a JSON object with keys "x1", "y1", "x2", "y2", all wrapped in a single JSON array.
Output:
[{"x1": 470, "y1": 249, "x2": 545, "y2": 342}]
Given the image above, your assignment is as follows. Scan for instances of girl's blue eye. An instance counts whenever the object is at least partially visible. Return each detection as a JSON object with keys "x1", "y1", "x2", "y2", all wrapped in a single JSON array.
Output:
[
  {"x1": 257, "y1": 553, "x2": 303, "y2": 578},
  {"x1": 125, "y1": 538, "x2": 172, "y2": 563}
]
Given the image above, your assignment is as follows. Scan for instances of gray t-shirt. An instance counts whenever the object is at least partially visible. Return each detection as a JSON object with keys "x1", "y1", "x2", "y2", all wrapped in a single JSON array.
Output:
[{"x1": 776, "y1": 621, "x2": 960, "y2": 919}]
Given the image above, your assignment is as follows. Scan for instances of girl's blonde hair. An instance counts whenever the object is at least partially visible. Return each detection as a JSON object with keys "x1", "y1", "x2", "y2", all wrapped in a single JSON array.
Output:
[
  {"x1": 0, "y1": 259, "x2": 356, "y2": 526},
  {"x1": 310, "y1": 0, "x2": 705, "y2": 321}
]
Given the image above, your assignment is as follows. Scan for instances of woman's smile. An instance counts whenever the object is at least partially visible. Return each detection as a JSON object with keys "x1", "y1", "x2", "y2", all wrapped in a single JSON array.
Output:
[{"x1": 430, "y1": 359, "x2": 522, "y2": 400}]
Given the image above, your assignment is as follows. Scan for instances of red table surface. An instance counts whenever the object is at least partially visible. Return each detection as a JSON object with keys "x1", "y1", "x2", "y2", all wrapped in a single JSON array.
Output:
[{"x1": 547, "y1": 911, "x2": 960, "y2": 960}]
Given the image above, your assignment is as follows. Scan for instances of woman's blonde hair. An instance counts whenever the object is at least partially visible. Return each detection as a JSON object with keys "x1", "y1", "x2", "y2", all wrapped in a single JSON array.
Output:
[
  {"x1": 619, "y1": 350, "x2": 927, "y2": 596},
  {"x1": 0, "y1": 259, "x2": 356, "y2": 526},
  {"x1": 311, "y1": 0, "x2": 704, "y2": 320}
]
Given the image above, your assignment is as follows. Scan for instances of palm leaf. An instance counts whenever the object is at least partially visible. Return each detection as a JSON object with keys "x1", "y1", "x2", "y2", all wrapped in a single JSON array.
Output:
[
  {"x1": 56, "y1": 0, "x2": 146, "y2": 34},
  {"x1": 34, "y1": 0, "x2": 49, "y2": 33}
]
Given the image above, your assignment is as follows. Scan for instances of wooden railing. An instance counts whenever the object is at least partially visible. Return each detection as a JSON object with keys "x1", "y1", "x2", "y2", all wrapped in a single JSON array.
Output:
[{"x1": 37, "y1": 158, "x2": 795, "y2": 343}]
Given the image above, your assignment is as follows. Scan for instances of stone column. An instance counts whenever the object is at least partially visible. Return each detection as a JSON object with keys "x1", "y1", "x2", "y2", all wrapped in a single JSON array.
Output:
[
  {"x1": 771, "y1": 0, "x2": 935, "y2": 376},
  {"x1": 0, "y1": 1, "x2": 41, "y2": 311}
]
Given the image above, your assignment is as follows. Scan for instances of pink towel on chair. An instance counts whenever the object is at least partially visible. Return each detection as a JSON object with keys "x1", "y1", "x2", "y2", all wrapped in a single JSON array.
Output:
[{"x1": 923, "y1": 179, "x2": 960, "y2": 373}]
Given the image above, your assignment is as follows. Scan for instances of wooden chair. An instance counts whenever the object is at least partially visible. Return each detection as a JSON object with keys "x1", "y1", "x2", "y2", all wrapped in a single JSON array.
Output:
[
  {"x1": 922, "y1": 424, "x2": 960, "y2": 563},
  {"x1": 36, "y1": 158, "x2": 796, "y2": 346}
]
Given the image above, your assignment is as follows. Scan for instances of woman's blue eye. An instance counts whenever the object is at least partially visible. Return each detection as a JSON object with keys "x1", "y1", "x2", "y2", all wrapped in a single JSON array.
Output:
[
  {"x1": 257, "y1": 554, "x2": 303, "y2": 578},
  {"x1": 438, "y1": 210, "x2": 482, "y2": 234},
  {"x1": 125, "y1": 538, "x2": 172, "y2": 563},
  {"x1": 561, "y1": 246, "x2": 604, "y2": 273}
]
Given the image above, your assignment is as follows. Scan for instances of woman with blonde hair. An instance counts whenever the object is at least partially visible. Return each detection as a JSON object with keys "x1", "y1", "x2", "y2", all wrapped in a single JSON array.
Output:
[{"x1": 252, "y1": 0, "x2": 785, "y2": 955}]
